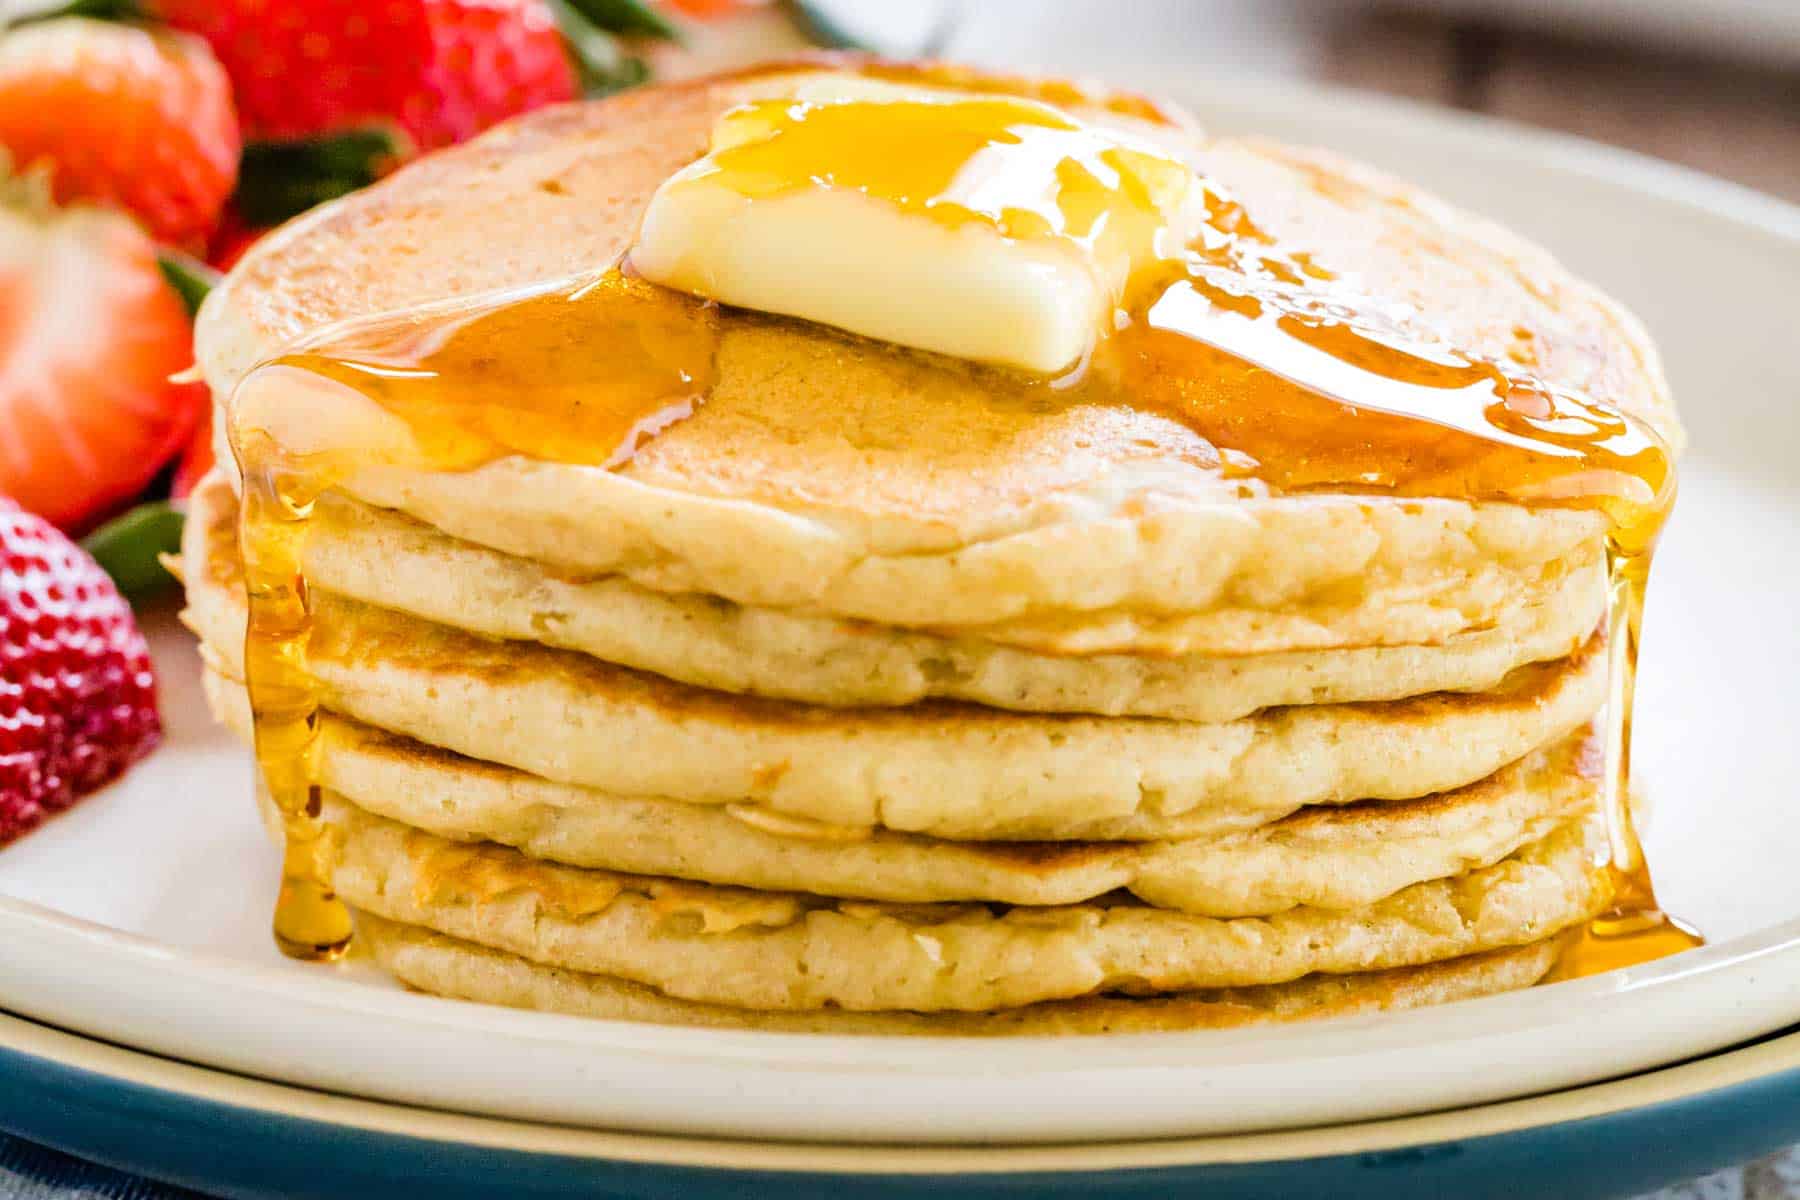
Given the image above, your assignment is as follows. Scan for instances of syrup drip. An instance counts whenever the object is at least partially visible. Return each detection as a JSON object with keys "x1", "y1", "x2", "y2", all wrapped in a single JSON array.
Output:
[
  {"x1": 1545, "y1": 545, "x2": 1703, "y2": 981},
  {"x1": 235, "y1": 431, "x2": 353, "y2": 960},
  {"x1": 228, "y1": 274, "x2": 720, "y2": 957},
  {"x1": 230, "y1": 75, "x2": 1696, "y2": 977},
  {"x1": 278, "y1": 274, "x2": 719, "y2": 470}
]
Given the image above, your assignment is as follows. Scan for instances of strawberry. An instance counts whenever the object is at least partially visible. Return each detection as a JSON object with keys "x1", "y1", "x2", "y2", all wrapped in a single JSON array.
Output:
[
  {"x1": 206, "y1": 207, "x2": 266, "y2": 272},
  {"x1": 0, "y1": 18, "x2": 240, "y2": 248},
  {"x1": 157, "y1": 0, "x2": 578, "y2": 153},
  {"x1": 663, "y1": 0, "x2": 768, "y2": 18},
  {"x1": 0, "y1": 497, "x2": 161, "y2": 844},
  {"x1": 0, "y1": 176, "x2": 208, "y2": 532},
  {"x1": 171, "y1": 403, "x2": 215, "y2": 500}
]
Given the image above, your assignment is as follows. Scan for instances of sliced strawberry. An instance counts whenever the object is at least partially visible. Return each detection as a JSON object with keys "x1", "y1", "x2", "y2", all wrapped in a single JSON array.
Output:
[
  {"x1": 0, "y1": 18, "x2": 240, "y2": 249},
  {"x1": 0, "y1": 178, "x2": 207, "y2": 533},
  {"x1": 0, "y1": 497, "x2": 160, "y2": 843}
]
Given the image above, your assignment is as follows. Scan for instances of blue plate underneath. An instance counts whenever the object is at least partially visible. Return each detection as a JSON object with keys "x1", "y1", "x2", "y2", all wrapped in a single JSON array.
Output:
[{"x1": 4, "y1": 1011, "x2": 1800, "y2": 1200}]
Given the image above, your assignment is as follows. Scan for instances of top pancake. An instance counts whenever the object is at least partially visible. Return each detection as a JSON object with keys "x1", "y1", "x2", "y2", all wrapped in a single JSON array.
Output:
[{"x1": 198, "y1": 57, "x2": 1678, "y2": 639}]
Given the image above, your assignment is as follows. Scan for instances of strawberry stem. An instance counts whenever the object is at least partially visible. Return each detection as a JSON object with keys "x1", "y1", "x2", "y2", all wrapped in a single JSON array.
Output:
[
  {"x1": 561, "y1": 0, "x2": 682, "y2": 44},
  {"x1": 549, "y1": 0, "x2": 651, "y2": 96},
  {"x1": 2, "y1": 0, "x2": 146, "y2": 29},
  {"x1": 157, "y1": 249, "x2": 219, "y2": 318},
  {"x1": 81, "y1": 500, "x2": 185, "y2": 602},
  {"x1": 781, "y1": 0, "x2": 869, "y2": 49},
  {"x1": 233, "y1": 128, "x2": 407, "y2": 227}
]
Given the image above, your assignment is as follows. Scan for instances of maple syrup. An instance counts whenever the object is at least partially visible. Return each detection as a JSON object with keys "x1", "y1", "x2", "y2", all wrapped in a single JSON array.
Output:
[
  {"x1": 228, "y1": 273, "x2": 720, "y2": 958},
  {"x1": 235, "y1": 431, "x2": 353, "y2": 959},
  {"x1": 228, "y1": 72, "x2": 1695, "y2": 977},
  {"x1": 695, "y1": 93, "x2": 1193, "y2": 256},
  {"x1": 1544, "y1": 546, "x2": 1704, "y2": 981}
]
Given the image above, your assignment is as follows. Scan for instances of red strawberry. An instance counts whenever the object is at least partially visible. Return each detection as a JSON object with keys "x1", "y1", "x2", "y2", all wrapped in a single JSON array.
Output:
[
  {"x1": 664, "y1": 0, "x2": 768, "y2": 17},
  {"x1": 0, "y1": 497, "x2": 161, "y2": 844},
  {"x1": 0, "y1": 18, "x2": 240, "y2": 248},
  {"x1": 0, "y1": 177, "x2": 208, "y2": 532},
  {"x1": 158, "y1": 0, "x2": 578, "y2": 153},
  {"x1": 206, "y1": 207, "x2": 266, "y2": 272},
  {"x1": 172, "y1": 403, "x2": 216, "y2": 501}
]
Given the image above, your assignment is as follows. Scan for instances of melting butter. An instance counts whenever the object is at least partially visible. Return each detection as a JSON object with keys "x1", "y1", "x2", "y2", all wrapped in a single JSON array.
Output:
[{"x1": 632, "y1": 84, "x2": 1206, "y2": 372}]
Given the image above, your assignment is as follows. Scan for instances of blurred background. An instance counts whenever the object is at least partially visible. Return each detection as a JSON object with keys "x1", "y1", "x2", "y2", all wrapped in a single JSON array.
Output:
[
  {"x1": 560, "y1": 0, "x2": 1800, "y2": 202},
  {"x1": 933, "y1": 0, "x2": 1800, "y2": 202}
]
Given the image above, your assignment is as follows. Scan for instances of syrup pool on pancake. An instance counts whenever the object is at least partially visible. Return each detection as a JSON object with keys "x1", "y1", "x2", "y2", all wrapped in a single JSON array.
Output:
[{"x1": 226, "y1": 67, "x2": 1695, "y2": 976}]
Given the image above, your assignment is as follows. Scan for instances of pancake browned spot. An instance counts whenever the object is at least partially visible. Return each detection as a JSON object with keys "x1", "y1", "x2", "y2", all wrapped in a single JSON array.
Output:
[
  {"x1": 357, "y1": 911, "x2": 1576, "y2": 1035},
  {"x1": 323, "y1": 796, "x2": 1609, "y2": 1013}
]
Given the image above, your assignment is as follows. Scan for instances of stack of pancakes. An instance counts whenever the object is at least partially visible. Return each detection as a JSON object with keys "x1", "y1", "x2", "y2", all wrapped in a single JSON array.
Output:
[{"x1": 180, "y1": 63, "x2": 1680, "y2": 1034}]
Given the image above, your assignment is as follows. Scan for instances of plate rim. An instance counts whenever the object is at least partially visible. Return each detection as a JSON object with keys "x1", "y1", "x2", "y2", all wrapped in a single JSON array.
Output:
[
  {"x1": 5, "y1": 883, "x2": 1800, "y2": 1073},
  {"x1": 5, "y1": 1004, "x2": 1800, "y2": 1176}
]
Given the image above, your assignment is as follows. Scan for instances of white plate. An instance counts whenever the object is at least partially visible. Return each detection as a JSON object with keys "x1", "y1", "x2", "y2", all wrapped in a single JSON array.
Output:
[{"x1": 2, "y1": 80, "x2": 1799, "y2": 1147}]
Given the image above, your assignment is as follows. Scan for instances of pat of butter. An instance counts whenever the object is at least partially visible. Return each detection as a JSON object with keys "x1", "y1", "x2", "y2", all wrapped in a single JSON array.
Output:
[{"x1": 631, "y1": 83, "x2": 1206, "y2": 373}]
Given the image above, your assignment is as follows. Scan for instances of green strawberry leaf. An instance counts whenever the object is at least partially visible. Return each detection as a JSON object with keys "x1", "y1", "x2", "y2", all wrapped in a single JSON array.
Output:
[
  {"x1": 549, "y1": 0, "x2": 652, "y2": 97},
  {"x1": 81, "y1": 501, "x2": 186, "y2": 602},
  {"x1": 560, "y1": 0, "x2": 682, "y2": 44},
  {"x1": 781, "y1": 0, "x2": 872, "y2": 50},
  {"x1": 233, "y1": 128, "x2": 407, "y2": 228},
  {"x1": 157, "y1": 249, "x2": 219, "y2": 319},
  {"x1": 3, "y1": 0, "x2": 146, "y2": 28}
]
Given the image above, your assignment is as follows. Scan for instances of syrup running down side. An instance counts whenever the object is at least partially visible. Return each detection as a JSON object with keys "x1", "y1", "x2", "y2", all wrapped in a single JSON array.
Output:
[
  {"x1": 228, "y1": 77, "x2": 1697, "y2": 975},
  {"x1": 229, "y1": 275, "x2": 719, "y2": 959}
]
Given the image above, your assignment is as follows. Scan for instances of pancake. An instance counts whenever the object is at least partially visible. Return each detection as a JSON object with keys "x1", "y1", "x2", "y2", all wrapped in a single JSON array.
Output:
[
  {"x1": 184, "y1": 476, "x2": 1609, "y2": 842},
  {"x1": 202, "y1": 662, "x2": 1599, "y2": 914},
  {"x1": 326, "y1": 797, "x2": 1609, "y2": 1013},
  {"x1": 359, "y1": 912, "x2": 1574, "y2": 1036},
  {"x1": 185, "y1": 60, "x2": 1683, "y2": 1029},
  {"x1": 198, "y1": 58, "x2": 1677, "y2": 645},
  {"x1": 300, "y1": 485, "x2": 1606, "y2": 720}
]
